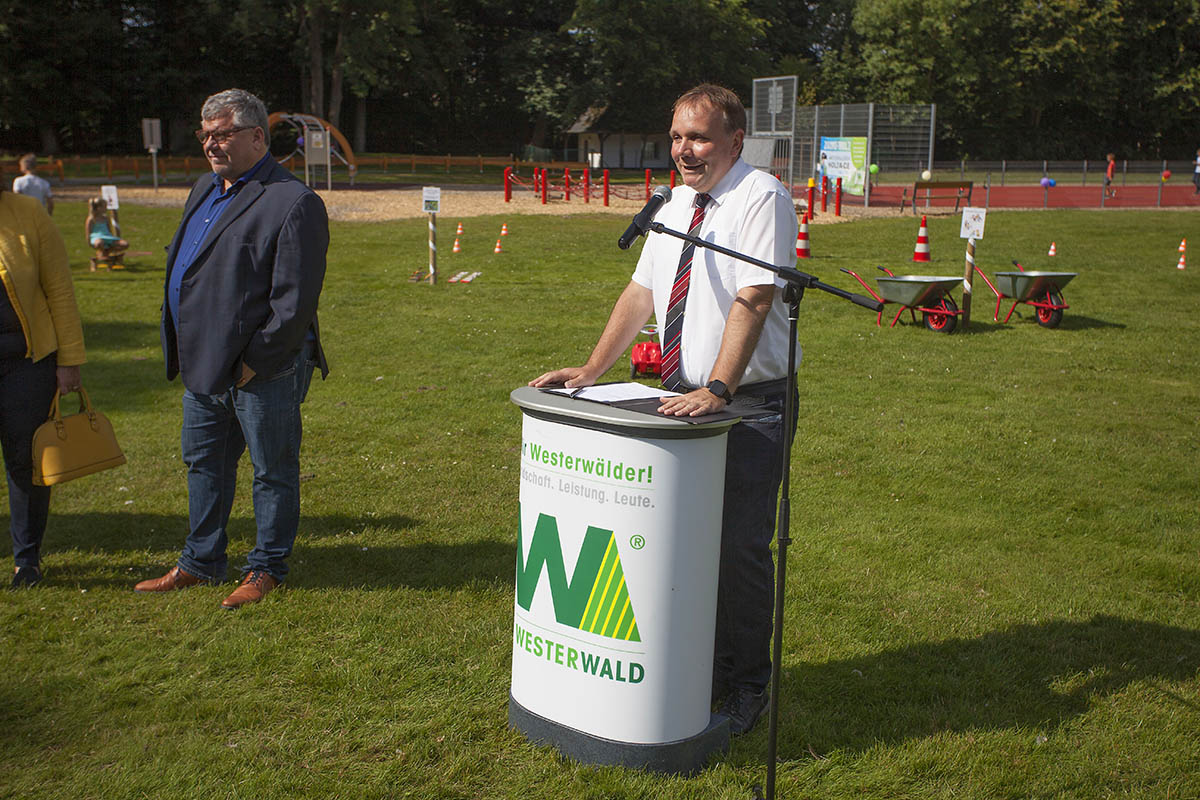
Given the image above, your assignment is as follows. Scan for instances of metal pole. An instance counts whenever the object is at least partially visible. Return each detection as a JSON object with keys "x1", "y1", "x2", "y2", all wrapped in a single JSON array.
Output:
[
  {"x1": 865, "y1": 102, "x2": 874, "y2": 208},
  {"x1": 927, "y1": 104, "x2": 936, "y2": 175},
  {"x1": 1001, "y1": 159, "x2": 1006, "y2": 186},
  {"x1": 1159, "y1": 160, "x2": 1166, "y2": 207},
  {"x1": 150, "y1": 148, "x2": 159, "y2": 191},
  {"x1": 813, "y1": 106, "x2": 821, "y2": 181}
]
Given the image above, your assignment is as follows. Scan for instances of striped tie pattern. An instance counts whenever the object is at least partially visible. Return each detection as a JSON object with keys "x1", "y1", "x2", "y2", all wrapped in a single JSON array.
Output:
[{"x1": 660, "y1": 192, "x2": 711, "y2": 391}]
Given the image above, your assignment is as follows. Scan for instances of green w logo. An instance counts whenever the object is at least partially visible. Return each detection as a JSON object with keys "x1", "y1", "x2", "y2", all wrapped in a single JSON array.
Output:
[{"x1": 516, "y1": 511, "x2": 641, "y2": 642}]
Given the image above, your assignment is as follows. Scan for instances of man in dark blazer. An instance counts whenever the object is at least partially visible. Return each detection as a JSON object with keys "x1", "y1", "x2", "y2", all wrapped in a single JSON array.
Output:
[{"x1": 135, "y1": 88, "x2": 329, "y2": 610}]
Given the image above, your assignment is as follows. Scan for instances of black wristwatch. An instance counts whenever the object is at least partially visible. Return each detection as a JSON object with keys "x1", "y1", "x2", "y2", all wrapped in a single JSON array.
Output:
[{"x1": 705, "y1": 379, "x2": 733, "y2": 402}]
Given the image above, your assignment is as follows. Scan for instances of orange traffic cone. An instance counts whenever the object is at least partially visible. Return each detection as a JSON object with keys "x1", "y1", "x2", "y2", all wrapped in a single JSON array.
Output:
[
  {"x1": 912, "y1": 215, "x2": 931, "y2": 262},
  {"x1": 1178, "y1": 252, "x2": 1186, "y2": 270},
  {"x1": 1048, "y1": 242, "x2": 1057, "y2": 256},
  {"x1": 456, "y1": 222, "x2": 464, "y2": 236},
  {"x1": 500, "y1": 223, "x2": 509, "y2": 236},
  {"x1": 493, "y1": 239, "x2": 503, "y2": 254},
  {"x1": 452, "y1": 238, "x2": 461, "y2": 254},
  {"x1": 1179, "y1": 238, "x2": 1187, "y2": 253},
  {"x1": 795, "y1": 218, "x2": 810, "y2": 259}
]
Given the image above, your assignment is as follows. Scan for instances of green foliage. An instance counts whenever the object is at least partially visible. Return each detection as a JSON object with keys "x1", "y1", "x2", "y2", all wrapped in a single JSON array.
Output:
[{"x1": 2, "y1": 201, "x2": 1198, "y2": 798}]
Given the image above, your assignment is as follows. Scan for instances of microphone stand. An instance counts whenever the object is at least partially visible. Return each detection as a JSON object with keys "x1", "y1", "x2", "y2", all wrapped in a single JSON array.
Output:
[{"x1": 646, "y1": 222, "x2": 881, "y2": 800}]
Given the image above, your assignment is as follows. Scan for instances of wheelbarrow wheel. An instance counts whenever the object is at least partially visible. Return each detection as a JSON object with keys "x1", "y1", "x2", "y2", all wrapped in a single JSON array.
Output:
[
  {"x1": 1036, "y1": 291, "x2": 1064, "y2": 328},
  {"x1": 923, "y1": 294, "x2": 958, "y2": 334}
]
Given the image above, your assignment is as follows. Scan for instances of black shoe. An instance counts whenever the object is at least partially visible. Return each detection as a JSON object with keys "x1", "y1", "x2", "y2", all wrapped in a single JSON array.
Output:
[
  {"x1": 11, "y1": 566, "x2": 42, "y2": 589},
  {"x1": 719, "y1": 687, "x2": 768, "y2": 736}
]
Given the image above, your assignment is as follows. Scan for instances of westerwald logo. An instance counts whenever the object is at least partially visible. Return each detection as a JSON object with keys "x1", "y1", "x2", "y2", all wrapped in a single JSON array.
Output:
[{"x1": 516, "y1": 511, "x2": 641, "y2": 642}]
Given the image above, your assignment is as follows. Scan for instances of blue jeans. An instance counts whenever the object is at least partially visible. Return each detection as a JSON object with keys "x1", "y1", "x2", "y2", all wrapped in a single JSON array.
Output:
[
  {"x1": 713, "y1": 385, "x2": 797, "y2": 693},
  {"x1": 1, "y1": 354, "x2": 56, "y2": 569},
  {"x1": 177, "y1": 344, "x2": 315, "y2": 582}
]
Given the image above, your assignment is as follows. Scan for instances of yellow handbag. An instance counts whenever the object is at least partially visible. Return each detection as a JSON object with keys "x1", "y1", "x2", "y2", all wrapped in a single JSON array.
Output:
[{"x1": 32, "y1": 387, "x2": 126, "y2": 486}]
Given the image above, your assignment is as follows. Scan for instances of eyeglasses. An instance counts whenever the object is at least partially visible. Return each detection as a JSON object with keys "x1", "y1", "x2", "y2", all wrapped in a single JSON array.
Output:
[{"x1": 195, "y1": 125, "x2": 253, "y2": 145}]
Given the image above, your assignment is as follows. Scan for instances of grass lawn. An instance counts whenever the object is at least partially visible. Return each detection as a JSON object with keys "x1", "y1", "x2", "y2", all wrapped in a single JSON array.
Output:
[{"x1": 2, "y1": 202, "x2": 1198, "y2": 799}]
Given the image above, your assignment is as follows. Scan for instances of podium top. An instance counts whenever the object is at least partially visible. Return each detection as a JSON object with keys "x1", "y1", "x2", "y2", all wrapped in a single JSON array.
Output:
[{"x1": 511, "y1": 386, "x2": 740, "y2": 440}]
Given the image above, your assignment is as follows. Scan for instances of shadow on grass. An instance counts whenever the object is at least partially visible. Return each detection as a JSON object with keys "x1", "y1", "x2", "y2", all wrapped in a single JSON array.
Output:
[
  {"x1": 15, "y1": 512, "x2": 513, "y2": 592},
  {"x1": 80, "y1": 319, "x2": 161, "y2": 351},
  {"x1": 764, "y1": 615, "x2": 1200, "y2": 760},
  {"x1": 1054, "y1": 314, "x2": 1126, "y2": 331}
]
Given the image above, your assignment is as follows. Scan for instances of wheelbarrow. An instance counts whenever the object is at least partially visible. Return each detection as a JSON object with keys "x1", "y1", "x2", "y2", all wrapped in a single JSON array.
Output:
[
  {"x1": 971, "y1": 260, "x2": 1076, "y2": 328},
  {"x1": 630, "y1": 324, "x2": 661, "y2": 379},
  {"x1": 841, "y1": 266, "x2": 963, "y2": 333}
]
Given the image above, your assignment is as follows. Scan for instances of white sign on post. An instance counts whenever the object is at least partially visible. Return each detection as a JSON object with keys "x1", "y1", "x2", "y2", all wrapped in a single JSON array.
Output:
[
  {"x1": 141, "y1": 118, "x2": 162, "y2": 152},
  {"x1": 100, "y1": 185, "x2": 120, "y2": 210},
  {"x1": 422, "y1": 186, "x2": 442, "y2": 214},
  {"x1": 960, "y1": 207, "x2": 987, "y2": 239}
]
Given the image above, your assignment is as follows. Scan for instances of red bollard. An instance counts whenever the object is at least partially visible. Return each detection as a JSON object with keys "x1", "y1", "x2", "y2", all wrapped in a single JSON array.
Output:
[
  {"x1": 806, "y1": 185, "x2": 815, "y2": 216},
  {"x1": 644, "y1": 169, "x2": 651, "y2": 201},
  {"x1": 583, "y1": 168, "x2": 590, "y2": 204},
  {"x1": 542, "y1": 168, "x2": 548, "y2": 204},
  {"x1": 564, "y1": 168, "x2": 571, "y2": 201},
  {"x1": 504, "y1": 167, "x2": 512, "y2": 202},
  {"x1": 835, "y1": 178, "x2": 843, "y2": 216},
  {"x1": 821, "y1": 176, "x2": 828, "y2": 212},
  {"x1": 670, "y1": 170, "x2": 676, "y2": 189},
  {"x1": 603, "y1": 169, "x2": 610, "y2": 206},
  {"x1": 533, "y1": 168, "x2": 540, "y2": 194}
]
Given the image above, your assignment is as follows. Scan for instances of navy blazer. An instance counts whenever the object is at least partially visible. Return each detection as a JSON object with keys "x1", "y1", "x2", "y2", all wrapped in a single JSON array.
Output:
[{"x1": 161, "y1": 160, "x2": 330, "y2": 395}]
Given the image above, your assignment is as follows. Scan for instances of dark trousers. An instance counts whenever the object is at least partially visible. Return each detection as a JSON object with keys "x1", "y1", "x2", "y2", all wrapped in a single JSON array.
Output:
[
  {"x1": 0, "y1": 354, "x2": 57, "y2": 568},
  {"x1": 177, "y1": 343, "x2": 316, "y2": 583},
  {"x1": 713, "y1": 384, "x2": 797, "y2": 693}
]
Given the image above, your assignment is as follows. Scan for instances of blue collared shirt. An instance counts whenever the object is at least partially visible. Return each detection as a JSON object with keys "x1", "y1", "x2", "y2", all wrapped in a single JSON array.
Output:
[{"x1": 167, "y1": 152, "x2": 274, "y2": 331}]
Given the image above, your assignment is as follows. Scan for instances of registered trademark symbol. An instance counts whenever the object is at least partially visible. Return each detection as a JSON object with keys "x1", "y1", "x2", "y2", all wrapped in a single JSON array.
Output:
[{"x1": 630, "y1": 534, "x2": 646, "y2": 550}]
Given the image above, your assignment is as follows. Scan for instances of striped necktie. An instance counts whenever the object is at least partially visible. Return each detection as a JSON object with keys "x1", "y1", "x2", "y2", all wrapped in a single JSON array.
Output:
[{"x1": 660, "y1": 192, "x2": 711, "y2": 391}]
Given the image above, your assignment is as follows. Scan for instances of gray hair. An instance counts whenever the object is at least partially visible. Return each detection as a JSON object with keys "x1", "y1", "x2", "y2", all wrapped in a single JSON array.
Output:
[{"x1": 202, "y1": 89, "x2": 269, "y2": 134}]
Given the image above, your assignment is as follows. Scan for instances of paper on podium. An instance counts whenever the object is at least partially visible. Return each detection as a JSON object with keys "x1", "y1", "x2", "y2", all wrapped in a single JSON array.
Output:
[
  {"x1": 542, "y1": 381, "x2": 753, "y2": 425},
  {"x1": 547, "y1": 382, "x2": 679, "y2": 402}
]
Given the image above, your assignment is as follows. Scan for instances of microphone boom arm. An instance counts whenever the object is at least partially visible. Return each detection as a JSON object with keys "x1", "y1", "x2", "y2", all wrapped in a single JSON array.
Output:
[{"x1": 646, "y1": 221, "x2": 882, "y2": 312}]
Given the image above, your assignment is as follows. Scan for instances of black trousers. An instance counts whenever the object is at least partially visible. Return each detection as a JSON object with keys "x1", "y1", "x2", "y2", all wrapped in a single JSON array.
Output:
[
  {"x1": 0, "y1": 354, "x2": 57, "y2": 568},
  {"x1": 712, "y1": 383, "x2": 797, "y2": 693}
]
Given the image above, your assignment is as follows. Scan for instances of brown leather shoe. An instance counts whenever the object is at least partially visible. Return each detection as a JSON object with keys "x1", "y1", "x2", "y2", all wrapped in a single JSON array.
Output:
[
  {"x1": 220, "y1": 570, "x2": 280, "y2": 610},
  {"x1": 134, "y1": 565, "x2": 207, "y2": 593}
]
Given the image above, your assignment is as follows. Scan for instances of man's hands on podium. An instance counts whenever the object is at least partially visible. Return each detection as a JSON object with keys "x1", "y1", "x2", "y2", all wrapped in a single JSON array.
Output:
[
  {"x1": 657, "y1": 387, "x2": 727, "y2": 417},
  {"x1": 528, "y1": 366, "x2": 601, "y2": 390}
]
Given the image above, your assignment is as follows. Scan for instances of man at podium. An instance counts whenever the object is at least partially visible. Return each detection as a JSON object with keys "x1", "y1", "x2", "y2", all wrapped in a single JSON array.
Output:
[{"x1": 530, "y1": 83, "x2": 798, "y2": 736}]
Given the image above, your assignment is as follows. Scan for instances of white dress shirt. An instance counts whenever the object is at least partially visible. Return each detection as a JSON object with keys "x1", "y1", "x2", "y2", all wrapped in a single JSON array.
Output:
[{"x1": 632, "y1": 158, "x2": 799, "y2": 388}]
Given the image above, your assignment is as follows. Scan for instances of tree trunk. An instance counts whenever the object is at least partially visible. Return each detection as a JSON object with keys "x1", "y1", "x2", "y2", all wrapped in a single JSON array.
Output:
[
  {"x1": 39, "y1": 124, "x2": 60, "y2": 155},
  {"x1": 327, "y1": 8, "x2": 349, "y2": 129},
  {"x1": 308, "y1": 5, "x2": 324, "y2": 117},
  {"x1": 354, "y1": 95, "x2": 367, "y2": 153}
]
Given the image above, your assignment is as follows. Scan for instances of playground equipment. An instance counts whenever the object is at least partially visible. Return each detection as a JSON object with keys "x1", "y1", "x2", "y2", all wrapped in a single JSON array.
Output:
[
  {"x1": 841, "y1": 266, "x2": 962, "y2": 333},
  {"x1": 267, "y1": 112, "x2": 357, "y2": 185}
]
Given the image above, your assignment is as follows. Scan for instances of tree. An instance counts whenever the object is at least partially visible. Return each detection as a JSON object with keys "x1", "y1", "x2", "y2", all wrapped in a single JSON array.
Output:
[{"x1": 564, "y1": 0, "x2": 770, "y2": 132}]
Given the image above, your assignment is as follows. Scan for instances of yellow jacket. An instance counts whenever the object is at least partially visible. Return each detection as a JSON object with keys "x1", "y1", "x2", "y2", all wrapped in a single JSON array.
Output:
[{"x1": 0, "y1": 191, "x2": 85, "y2": 366}]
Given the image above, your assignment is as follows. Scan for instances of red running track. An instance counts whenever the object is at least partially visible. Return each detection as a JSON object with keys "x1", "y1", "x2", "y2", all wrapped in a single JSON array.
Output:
[{"x1": 849, "y1": 183, "x2": 1200, "y2": 211}]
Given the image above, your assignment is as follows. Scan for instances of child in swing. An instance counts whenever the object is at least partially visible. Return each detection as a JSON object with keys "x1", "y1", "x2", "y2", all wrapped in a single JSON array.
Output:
[{"x1": 84, "y1": 197, "x2": 128, "y2": 270}]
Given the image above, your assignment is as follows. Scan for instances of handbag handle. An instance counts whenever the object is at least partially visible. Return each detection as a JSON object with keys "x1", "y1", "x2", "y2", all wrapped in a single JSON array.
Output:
[{"x1": 47, "y1": 386, "x2": 100, "y2": 439}]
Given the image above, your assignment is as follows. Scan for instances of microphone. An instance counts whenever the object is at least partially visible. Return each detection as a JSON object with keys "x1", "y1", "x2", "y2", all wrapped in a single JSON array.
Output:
[{"x1": 618, "y1": 185, "x2": 672, "y2": 250}]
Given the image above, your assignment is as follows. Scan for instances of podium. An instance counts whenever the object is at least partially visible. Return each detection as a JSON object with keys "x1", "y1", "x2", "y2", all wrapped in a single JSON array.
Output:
[{"x1": 508, "y1": 386, "x2": 739, "y2": 774}]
